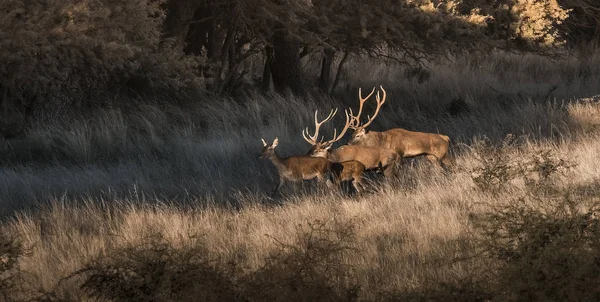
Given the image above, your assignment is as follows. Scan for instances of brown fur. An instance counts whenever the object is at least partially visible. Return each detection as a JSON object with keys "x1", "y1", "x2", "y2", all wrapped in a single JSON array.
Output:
[
  {"x1": 349, "y1": 128, "x2": 451, "y2": 169},
  {"x1": 331, "y1": 160, "x2": 366, "y2": 193},
  {"x1": 261, "y1": 138, "x2": 331, "y2": 193},
  {"x1": 346, "y1": 86, "x2": 451, "y2": 170},
  {"x1": 309, "y1": 144, "x2": 398, "y2": 177}
]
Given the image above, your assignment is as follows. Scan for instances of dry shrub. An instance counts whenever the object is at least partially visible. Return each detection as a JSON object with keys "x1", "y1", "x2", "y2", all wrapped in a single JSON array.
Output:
[
  {"x1": 469, "y1": 147, "x2": 600, "y2": 300},
  {"x1": 471, "y1": 134, "x2": 575, "y2": 195},
  {"x1": 74, "y1": 219, "x2": 360, "y2": 301},
  {"x1": 471, "y1": 135, "x2": 523, "y2": 194},
  {"x1": 472, "y1": 194, "x2": 600, "y2": 301},
  {"x1": 76, "y1": 234, "x2": 238, "y2": 302},
  {"x1": 241, "y1": 219, "x2": 361, "y2": 301},
  {"x1": 0, "y1": 232, "x2": 26, "y2": 299}
]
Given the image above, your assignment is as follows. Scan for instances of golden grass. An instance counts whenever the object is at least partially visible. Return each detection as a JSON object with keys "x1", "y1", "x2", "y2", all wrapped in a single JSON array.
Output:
[
  {"x1": 2, "y1": 52, "x2": 600, "y2": 300},
  {"x1": 6, "y1": 124, "x2": 600, "y2": 299}
]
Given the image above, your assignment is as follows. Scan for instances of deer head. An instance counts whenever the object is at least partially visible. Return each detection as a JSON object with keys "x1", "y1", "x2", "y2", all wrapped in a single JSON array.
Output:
[
  {"x1": 260, "y1": 137, "x2": 279, "y2": 159},
  {"x1": 347, "y1": 86, "x2": 386, "y2": 145},
  {"x1": 303, "y1": 108, "x2": 351, "y2": 157}
]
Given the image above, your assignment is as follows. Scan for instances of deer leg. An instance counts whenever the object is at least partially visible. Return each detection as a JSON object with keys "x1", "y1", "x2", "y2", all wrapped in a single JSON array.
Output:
[
  {"x1": 324, "y1": 175, "x2": 335, "y2": 189},
  {"x1": 439, "y1": 153, "x2": 452, "y2": 172},
  {"x1": 275, "y1": 177, "x2": 285, "y2": 193},
  {"x1": 426, "y1": 154, "x2": 444, "y2": 170},
  {"x1": 382, "y1": 164, "x2": 395, "y2": 178},
  {"x1": 352, "y1": 177, "x2": 363, "y2": 194},
  {"x1": 317, "y1": 173, "x2": 333, "y2": 190}
]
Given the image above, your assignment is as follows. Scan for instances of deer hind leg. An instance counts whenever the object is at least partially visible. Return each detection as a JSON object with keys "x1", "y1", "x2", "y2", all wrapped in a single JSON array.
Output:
[
  {"x1": 439, "y1": 152, "x2": 452, "y2": 172},
  {"x1": 425, "y1": 154, "x2": 445, "y2": 169},
  {"x1": 382, "y1": 163, "x2": 395, "y2": 178}
]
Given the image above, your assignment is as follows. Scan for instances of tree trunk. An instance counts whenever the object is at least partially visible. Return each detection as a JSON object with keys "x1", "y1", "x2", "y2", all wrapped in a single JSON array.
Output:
[
  {"x1": 184, "y1": 8, "x2": 208, "y2": 55},
  {"x1": 331, "y1": 52, "x2": 349, "y2": 94},
  {"x1": 162, "y1": 0, "x2": 197, "y2": 48},
  {"x1": 270, "y1": 32, "x2": 303, "y2": 94},
  {"x1": 319, "y1": 49, "x2": 335, "y2": 93},
  {"x1": 262, "y1": 46, "x2": 274, "y2": 92}
]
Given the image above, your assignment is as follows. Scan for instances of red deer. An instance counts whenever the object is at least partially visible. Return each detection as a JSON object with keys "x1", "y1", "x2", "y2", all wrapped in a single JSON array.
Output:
[
  {"x1": 260, "y1": 137, "x2": 331, "y2": 193},
  {"x1": 331, "y1": 161, "x2": 367, "y2": 194},
  {"x1": 347, "y1": 86, "x2": 451, "y2": 169},
  {"x1": 302, "y1": 109, "x2": 399, "y2": 179}
]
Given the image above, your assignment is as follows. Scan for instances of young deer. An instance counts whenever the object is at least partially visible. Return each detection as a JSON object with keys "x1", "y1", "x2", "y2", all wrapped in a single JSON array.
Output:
[
  {"x1": 302, "y1": 109, "x2": 398, "y2": 192},
  {"x1": 331, "y1": 161, "x2": 367, "y2": 194},
  {"x1": 347, "y1": 86, "x2": 452, "y2": 170},
  {"x1": 260, "y1": 137, "x2": 332, "y2": 194}
]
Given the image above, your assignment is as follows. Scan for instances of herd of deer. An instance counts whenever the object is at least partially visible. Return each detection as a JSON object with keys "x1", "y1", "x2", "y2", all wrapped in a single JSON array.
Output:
[{"x1": 260, "y1": 86, "x2": 451, "y2": 194}]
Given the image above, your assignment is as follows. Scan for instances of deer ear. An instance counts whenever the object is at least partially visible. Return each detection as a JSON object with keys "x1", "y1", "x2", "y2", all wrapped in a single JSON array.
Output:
[
  {"x1": 272, "y1": 137, "x2": 279, "y2": 147},
  {"x1": 261, "y1": 138, "x2": 267, "y2": 147}
]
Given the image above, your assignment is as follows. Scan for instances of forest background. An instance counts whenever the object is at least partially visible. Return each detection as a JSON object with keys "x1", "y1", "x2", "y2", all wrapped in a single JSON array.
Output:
[{"x1": 1, "y1": 0, "x2": 600, "y2": 300}]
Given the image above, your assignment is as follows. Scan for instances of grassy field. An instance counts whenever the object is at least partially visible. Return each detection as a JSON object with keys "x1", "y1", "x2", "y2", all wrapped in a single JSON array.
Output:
[{"x1": 2, "y1": 52, "x2": 600, "y2": 300}]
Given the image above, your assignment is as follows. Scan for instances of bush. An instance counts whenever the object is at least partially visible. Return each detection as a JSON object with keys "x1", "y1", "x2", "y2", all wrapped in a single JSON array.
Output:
[
  {"x1": 471, "y1": 135, "x2": 574, "y2": 195},
  {"x1": 0, "y1": 232, "x2": 27, "y2": 299},
  {"x1": 241, "y1": 219, "x2": 361, "y2": 301},
  {"x1": 472, "y1": 195, "x2": 600, "y2": 301},
  {"x1": 77, "y1": 234, "x2": 237, "y2": 301},
  {"x1": 76, "y1": 219, "x2": 361, "y2": 301},
  {"x1": 0, "y1": 0, "x2": 203, "y2": 127},
  {"x1": 469, "y1": 146, "x2": 600, "y2": 300},
  {"x1": 471, "y1": 135, "x2": 523, "y2": 194}
]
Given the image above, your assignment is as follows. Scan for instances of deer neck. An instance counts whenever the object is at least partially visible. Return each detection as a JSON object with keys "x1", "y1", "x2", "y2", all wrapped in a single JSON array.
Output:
[
  {"x1": 267, "y1": 152, "x2": 287, "y2": 172},
  {"x1": 365, "y1": 130, "x2": 383, "y2": 145}
]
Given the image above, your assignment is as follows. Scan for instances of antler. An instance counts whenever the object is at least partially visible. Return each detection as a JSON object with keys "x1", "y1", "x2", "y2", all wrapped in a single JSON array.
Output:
[
  {"x1": 348, "y1": 86, "x2": 376, "y2": 129},
  {"x1": 321, "y1": 109, "x2": 352, "y2": 146},
  {"x1": 302, "y1": 108, "x2": 338, "y2": 145},
  {"x1": 361, "y1": 85, "x2": 386, "y2": 128}
]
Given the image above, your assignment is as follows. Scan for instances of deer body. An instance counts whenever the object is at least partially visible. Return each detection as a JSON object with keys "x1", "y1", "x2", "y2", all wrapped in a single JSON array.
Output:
[
  {"x1": 331, "y1": 161, "x2": 366, "y2": 194},
  {"x1": 267, "y1": 154, "x2": 332, "y2": 181},
  {"x1": 311, "y1": 145, "x2": 398, "y2": 177},
  {"x1": 347, "y1": 86, "x2": 452, "y2": 169},
  {"x1": 349, "y1": 128, "x2": 451, "y2": 167},
  {"x1": 261, "y1": 138, "x2": 331, "y2": 193},
  {"x1": 302, "y1": 108, "x2": 399, "y2": 179}
]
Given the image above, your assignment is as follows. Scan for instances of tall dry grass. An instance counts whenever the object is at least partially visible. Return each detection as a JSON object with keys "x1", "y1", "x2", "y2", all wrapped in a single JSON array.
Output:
[{"x1": 1, "y1": 52, "x2": 600, "y2": 300}]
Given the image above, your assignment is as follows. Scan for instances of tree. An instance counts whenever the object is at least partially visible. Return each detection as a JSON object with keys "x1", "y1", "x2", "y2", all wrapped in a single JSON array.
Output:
[{"x1": 0, "y1": 0, "x2": 201, "y2": 127}]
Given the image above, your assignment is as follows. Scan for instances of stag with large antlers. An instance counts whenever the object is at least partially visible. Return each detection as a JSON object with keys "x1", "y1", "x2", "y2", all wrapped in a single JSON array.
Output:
[
  {"x1": 260, "y1": 137, "x2": 332, "y2": 194},
  {"x1": 303, "y1": 109, "x2": 399, "y2": 185},
  {"x1": 347, "y1": 86, "x2": 452, "y2": 169}
]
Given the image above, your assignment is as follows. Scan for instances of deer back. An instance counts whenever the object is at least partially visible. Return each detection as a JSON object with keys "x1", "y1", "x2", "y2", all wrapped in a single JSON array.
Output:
[
  {"x1": 377, "y1": 129, "x2": 449, "y2": 158},
  {"x1": 330, "y1": 145, "x2": 395, "y2": 169},
  {"x1": 284, "y1": 156, "x2": 331, "y2": 177}
]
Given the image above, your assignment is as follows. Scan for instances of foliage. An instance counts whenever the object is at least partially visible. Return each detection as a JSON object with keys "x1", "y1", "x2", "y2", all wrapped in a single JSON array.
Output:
[
  {"x1": 472, "y1": 193, "x2": 600, "y2": 300},
  {"x1": 471, "y1": 134, "x2": 574, "y2": 195},
  {"x1": 241, "y1": 219, "x2": 360, "y2": 301},
  {"x1": 471, "y1": 135, "x2": 523, "y2": 194},
  {"x1": 0, "y1": 0, "x2": 202, "y2": 124},
  {"x1": 469, "y1": 145, "x2": 600, "y2": 300},
  {"x1": 0, "y1": 232, "x2": 26, "y2": 298},
  {"x1": 77, "y1": 234, "x2": 238, "y2": 301},
  {"x1": 0, "y1": 0, "x2": 583, "y2": 128},
  {"x1": 558, "y1": 0, "x2": 600, "y2": 47},
  {"x1": 74, "y1": 219, "x2": 359, "y2": 301}
]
